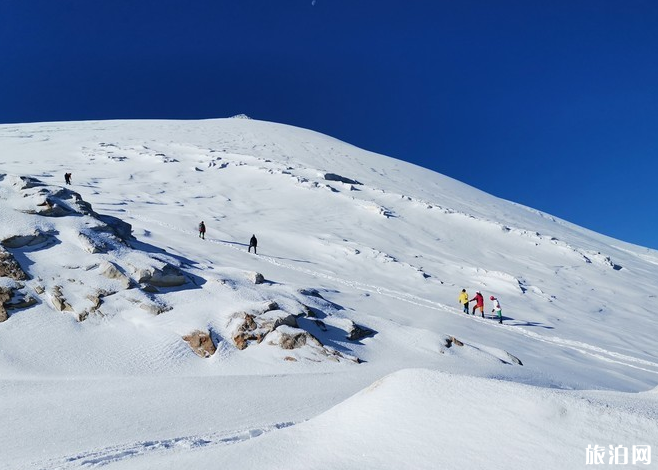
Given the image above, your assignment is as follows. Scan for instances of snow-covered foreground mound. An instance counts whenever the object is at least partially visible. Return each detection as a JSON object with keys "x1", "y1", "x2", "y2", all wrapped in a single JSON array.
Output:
[
  {"x1": 1, "y1": 118, "x2": 657, "y2": 469},
  {"x1": 23, "y1": 369, "x2": 657, "y2": 470}
]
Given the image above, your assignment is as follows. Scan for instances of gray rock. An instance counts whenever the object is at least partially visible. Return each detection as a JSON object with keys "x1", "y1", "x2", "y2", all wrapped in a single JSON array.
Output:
[
  {"x1": 278, "y1": 327, "x2": 323, "y2": 350},
  {"x1": 139, "y1": 302, "x2": 172, "y2": 315},
  {"x1": 247, "y1": 272, "x2": 265, "y2": 284},
  {"x1": 5, "y1": 294, "x2": 38, "y2": 310},
  {"x1": 1, "y1": 231, "x2": 51, "y2": 248},
  {"x1": 99, "y1": 261, "x2": 132, "y2": 289},
  {"x1": 324, "y1": 173, "x2": 362, "y2": 185},
  {"x1": 95, "y1": 215, "x2": 133, "y2": 242},
  {"x1": 145, "y1": 264, "x2": 186, "y2": 287},
  {"x1": 505, "y1": 351, "x2": 523, "y2": 366},
  {"x1": 50, "y1": 286, "x2": 73, "y2": 312},
  {"x1": 444, "y1": 336, "x2": 464, "y2": 348},
  {"x1": 347, "y1": 322, "x2": 375, "y2": 341},
  {"x1": 78, "y1": 232, "x2": 106, "y2": 254},
  {"x1": 16, "y1": 176, "x2": 46, "y2": 190}
]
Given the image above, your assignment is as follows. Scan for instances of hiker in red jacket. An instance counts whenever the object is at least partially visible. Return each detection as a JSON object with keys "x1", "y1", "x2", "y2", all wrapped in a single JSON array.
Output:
[{"x1": 469, "y1": 291, "x2": 484, "y2": 317}]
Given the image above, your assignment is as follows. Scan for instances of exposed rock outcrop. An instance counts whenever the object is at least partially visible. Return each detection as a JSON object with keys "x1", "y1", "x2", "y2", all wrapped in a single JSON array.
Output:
[
  {"x1": 139, "y1": 301, "x2": 172, "y2": 315},
  {"x1": 504, "y1": 351, "x2": 523, "y2": 366},
  {"x1": 0, "y1": 287, "x2": 11, "y2": 322},
  {"x1": 49, "y1": 286, "x2": 73, "y2": 312},
  {"x1": 78, "y1": 232, "x2": 107, "y2": 254},
  {"x1": 233, "y1": 313, "x2": 265, "y2": 350},
  {"x1": 247, "y1": 272, "x2": 265, "y2": 284},
  {"x1": 94, "y1": 214, "x2": 133, "y2": 243},
  {"x1": 444, "y1": 336, "x2": 464, "y2": 348},
  {"x1": 16, "y1": 176, "x2": 46, "y2": 190},
  {"x1": 324, "y1": 173, "x2": 362, "y2": 185},
  {"x1": 0, "y1": 248, "x2": 29, "y2": 281},
  {"x1": 183, "y1": 330, "x2": 217, "y2": 358},
  {"x1": 135, "y1": 264, "x2": 186, "y2": 288},
  {"x1": 231, "y1": 302, "x2": 300, "y2": 350},
  {"x1": 275, "y1": 325, "x2": 323, "y2": 350},
  {"x1": 346, "y1": 321, "x2": 376, "y2": 341},
  {"x1": 1, "y1": 231, "x2": 52, "y2": 249},
  {"x1": 5, "y1": 291, "x2": 37, "y2": 311},
  {"x1": 99, "y1": 261, "x2": 132, "y2": 289}
]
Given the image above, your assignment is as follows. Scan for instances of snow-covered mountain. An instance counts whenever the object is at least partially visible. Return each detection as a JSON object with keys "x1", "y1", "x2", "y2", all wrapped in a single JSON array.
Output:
[{"x1": 1, "y1": 118, "x2": 656, "y2": 470}]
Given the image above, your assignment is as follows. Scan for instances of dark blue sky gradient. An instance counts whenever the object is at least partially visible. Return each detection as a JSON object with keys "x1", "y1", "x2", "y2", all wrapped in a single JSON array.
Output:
[{"x1": 2, "y1": 1, "x2": 657, "y2": 248}]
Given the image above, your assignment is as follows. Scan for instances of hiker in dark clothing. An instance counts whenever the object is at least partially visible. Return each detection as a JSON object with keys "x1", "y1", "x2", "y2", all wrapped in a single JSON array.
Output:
[
  {"x1": 198, "y1": 221, "x2": 206, "y2": 239},
  {"x1": 249, "y1": 234, "x2": 257, "y2": 254},
  {"x1": 64, "y1": 172, "x2": 72, "y2": 185}
]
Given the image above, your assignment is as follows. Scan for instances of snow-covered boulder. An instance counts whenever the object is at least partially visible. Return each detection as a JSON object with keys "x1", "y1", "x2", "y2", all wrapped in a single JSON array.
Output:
[
  {"x1": 134, "y1": 264, "x2": 186, "y2": 288},
  {"x1": 1, "y1": 231, "x2": 52, "y2": 249},
  {"x1": 246, "y1": 271, "x2": 265, "y2": 284},
  {"x1": 98, "y1": 261, "x2": 132, "y2": 289},
  {"x1": 272, "y1": 325, "x2": 323, "y2": 350},
  {"x1": 139, "y1": 300, "x2": 172, "y2": 315}
]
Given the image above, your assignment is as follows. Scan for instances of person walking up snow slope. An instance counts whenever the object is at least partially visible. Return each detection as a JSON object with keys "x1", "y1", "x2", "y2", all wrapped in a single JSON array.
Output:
[
  {"x1": 458, "y1": 289, "x2": 469, "y2": 314},
  {"x1": 490, "y1": 296, "x2": 503, "y2": 324},
  {"x1": 470, "y1": 291, "x2": 484, "y2": 317},
  {"x1": 248, "y1": 234, "x2": 258, "y2": 254}
]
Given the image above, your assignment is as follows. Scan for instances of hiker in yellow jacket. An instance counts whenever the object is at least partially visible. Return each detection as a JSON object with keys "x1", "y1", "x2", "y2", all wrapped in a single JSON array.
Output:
[{"x1": 458, "y1": 289, "x2": 469, "y2": 314}]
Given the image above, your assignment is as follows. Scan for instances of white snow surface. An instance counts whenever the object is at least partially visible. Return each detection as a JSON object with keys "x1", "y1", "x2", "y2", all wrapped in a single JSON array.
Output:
[{"x1": 0, "y1": 118, "x2": 657, "y2": 469}]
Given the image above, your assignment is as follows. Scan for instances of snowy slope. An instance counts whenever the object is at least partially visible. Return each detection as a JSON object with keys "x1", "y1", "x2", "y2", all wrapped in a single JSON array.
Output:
[{"x1": 0, "y1": 118, "x2": 657, "y2": 470}]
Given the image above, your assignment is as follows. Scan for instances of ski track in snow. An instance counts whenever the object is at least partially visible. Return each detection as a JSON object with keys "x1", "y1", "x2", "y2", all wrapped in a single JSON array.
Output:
[
  {"x1": 32, "y1": 422, "x2": 295, "y2": 470},
  {"x1": 128, "y1": 212, "x2": 658, "y2": 378}
]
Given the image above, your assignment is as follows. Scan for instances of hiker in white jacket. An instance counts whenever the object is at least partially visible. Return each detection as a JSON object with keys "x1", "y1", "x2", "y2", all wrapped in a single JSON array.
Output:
[{"x1": 490, "y1": 296, "x2": 503, "y2": 324}]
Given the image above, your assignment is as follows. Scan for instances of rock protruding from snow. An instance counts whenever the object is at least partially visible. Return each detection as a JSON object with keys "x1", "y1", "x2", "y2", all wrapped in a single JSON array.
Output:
[
  {"x1": 1, "y1": 231, "x2": 52, "y2": 249},
  {"x1": 275, "y1": 325, "x2": 323, "y2": 349},
  {"x1": 16, "y1": 176, "x2": 46, "y2": 190},
  {"x1": 444, "y1": 336, "x2": 464, "y2": 348},
  {"x1": 0, "y1": 288, "x2": 11, "y2": 322},
  {"x1": 134, "y1": 264, "x2": 186, "y2": 288},
  {"x1": 94, "y1": 214, "x2": 133, "y2": 243},
  {"x1": 233, "y1": 313, "x2": 261, "y2": 350},
  {"x1": 346, "y1": 321, "x2": 376, "y2": 341},
  {"x1": 139, "y1": 301, "x2": 172, "y2": 316},
  {"x1": 231, "y1": 303, "x2": 291, "y2": 350},
  {"x1": 247, "y1": 272, "x2": 265, "y2": 284},
  {"x1": 49, "y1": 286, "x2": 73, "y2": 312},
  {"x1": 505, "y1": 351, "x2": 524, "y2": 366},
  {"x1": 99, "y1": 261, "x2": 132, "y2": 289},
  {"x1": 0, "y1": 248, "x2": 29, "y2": 281},
  {"x1": 183, "y1": 330, "x2": 217, "y2": 358},
  {"x1": 323, "y1": 173, "x2": 362, "y2": 185}
]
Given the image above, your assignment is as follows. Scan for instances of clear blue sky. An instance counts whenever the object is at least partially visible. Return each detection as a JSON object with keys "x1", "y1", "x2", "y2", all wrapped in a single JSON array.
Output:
[{"x1": 2, "y1": 1, "x2": 657, "y2": 249}]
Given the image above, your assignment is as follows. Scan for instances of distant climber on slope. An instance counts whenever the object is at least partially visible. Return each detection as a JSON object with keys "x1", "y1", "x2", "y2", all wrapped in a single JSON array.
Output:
[
  {"x1": 198, "y1": 221, "x2": 206, "y2": 240},
  {"x1": 470, "y1": 291, "x2": 484, "y2": 317},
  {"x1": 458, "y1": 289, "x2": 469, "y2": 314},
  {"x1": 490, "y1": 295, "x2": 503, "y2": 324},
  {"x1": 248, "y1": 234, "x2": 257, "y2": 254},
  {"x1": 64, "y1": 172, "x2": 72, "y2": 185}
]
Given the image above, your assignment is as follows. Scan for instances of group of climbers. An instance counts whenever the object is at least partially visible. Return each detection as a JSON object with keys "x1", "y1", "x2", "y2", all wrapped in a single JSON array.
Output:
[{"x1": 458, "y1": 289, "x2": 503, "y2": 324}]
